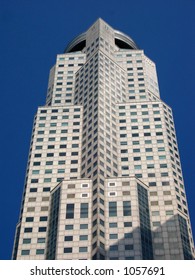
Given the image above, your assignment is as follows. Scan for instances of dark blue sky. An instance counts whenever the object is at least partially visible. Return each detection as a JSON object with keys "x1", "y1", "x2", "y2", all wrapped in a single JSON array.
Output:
[{"x1": 0, "y1": 0, "x2": 194, "y2": 260}]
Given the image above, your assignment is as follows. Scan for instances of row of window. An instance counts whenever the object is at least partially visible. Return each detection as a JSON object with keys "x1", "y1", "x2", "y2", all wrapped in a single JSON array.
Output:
[
  {"x1": 66, "y1": 203, "x2": 89, "y2": 219},
  {"x1": 109, "y1": 201, "x2": 131, "y2": 217},
  {"x1": 40, "y1": 108, "x2": 81, "y2": 114}
]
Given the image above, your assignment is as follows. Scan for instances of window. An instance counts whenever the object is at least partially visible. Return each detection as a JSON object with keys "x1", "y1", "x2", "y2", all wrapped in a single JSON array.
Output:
[
  {"x1": 110, "y1": 245, "x2": 118, "y2": 251},
  {"x1": 123, "y1": 201, "x2": 131, "y2": 216},
  {"x1": 80, "y1": 224, "x2": 88, "y2": 229},
  {"x1": 21, "y1": 250, "x2": 30, "y2": 256},
  {"x1": 66, "y1": 204, "x2": 74, "y2": 219},
  {"x1": 109, "y1": 202, "x2": 117, "y2": 217},
  {"x1": 59, "y1": 152, "x2": 66, "y2": 156},
  {"x1": 146, "y1": 148, "x2": 152, "y2": 152},
  {"x1": 36, "y1": 249, "x2": 44, "y2": 255},
  {"x1": 38, "y1": 227, "x2": 47, "y2": 232},
  {"x1": 161, "y1": 172, "x2": 168, "y2": 177},
  {"x1": 45, "y1": 169, "x2": 52, "y2": 174},
  {"x1": 166, "y1": 210, "x2": 173, "y2": 215},
  {"x1": 82, "y1": 183, "x2": 89, "y2": 188},
  {"x1": 70, "y1": 168, "x2": 78, "y2": 173},
  {"x1": 37, "y1": 238, "x2": 45, "y2": 243},
  {"x1": 80, "y1": 203, "x2": 88, "y2": 218},
  {"x1": 79, "y1": 247, "x2": 88, "y2": 252},
  {"x1": 109, "y1": 222, "x2": 117, "y2": 228},
  {"x1": 124, "y1": 232, "x2": 133, "y2": 238},
  {"x1": 32, "y1": 170, "x2": 39, "y2": 175},
  {"x1": 146, "y1": 156, "x2": 153, "y2": 160},
  {"x1": 134, "y1": 157, "x2": 141, "y2": 161},
  {"x1": 26, "y1": 217, "x2": 34, "y2": 222},
  {"x1": 23, "y1": 238, "x2": 31, "y2": 244},
  {"x1": 47, "y1": 153, "x2": 54, "y2": 157},
  {"x1": 79, "y1": 235, "x2": 88, "y2": 241},
  {"x1": 30, "y1": 188, "x2": 37, "y2": 193},
  {"x1": 124, "y1": 222, "x2": 132, "y2": 227},
  {"x1": 125, "y1": 245, "x2": 134, "y2": 250},
  {"x1": 65, "y1": 225, "x2": 73, "y2": 230},
  {"x1": 24, "y1": 228, "x2": 32, "y2": 233},
  {"x1": 64, "y1": 248, "x2": 72, "y2": 253},
  {"x1": 109, "y1": 234, "x2": 118, "y2": 239},
  {"x1": 147, "y1": 164, "x2": 154, "y2": 169},
  {"x1": 44, "y1": 178, "x2": 51, "y2": 183},
  {"x1": 31, "y1": 179, "x2": 38, "y2": 183},
  {"x1": 58, "y1": 169, "x2": 65, "y2": 173},
  {"x1": 159, "y1": 155, "x2": 166, "y2": 160},
  {"x1": 64, "y1": 236, "x2": 73, "y2": 241}
]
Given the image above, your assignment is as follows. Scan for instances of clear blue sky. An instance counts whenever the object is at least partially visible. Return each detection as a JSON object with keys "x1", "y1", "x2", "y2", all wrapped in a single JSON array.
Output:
[{"x1": 0, "y1": 0, "x2": 194, "y2": 259}]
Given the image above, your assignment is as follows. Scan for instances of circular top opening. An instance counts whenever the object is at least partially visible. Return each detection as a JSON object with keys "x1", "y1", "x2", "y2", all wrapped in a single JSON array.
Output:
[{"x1": 64, "y1": 29, "x2": 138, "y2": 53}]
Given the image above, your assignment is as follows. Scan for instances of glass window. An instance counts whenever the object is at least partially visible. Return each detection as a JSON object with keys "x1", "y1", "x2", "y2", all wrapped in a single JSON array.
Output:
[
  {"x1": 38, "y1": 227, "x2": 47, "y2": 232},
  {"x1": 80, "y1": 203, "x2": 88, "y2": 218},
  {"x1": 65, "y1": 225, "x2": 73, "y2": 230},
  {"x1": 124, "y1": 222, "x2": 132, "y2": 227},
  {"x1": 79, "y1": 235, "x2": 88, "y2": 241},
  {"x1": 36, "y1": 249, "x2": 44, "y2": 255},
  {"x1": 79, "y1": 247, "x2": 88, "y2": 252},
  {"x1": 109, "y1": 222, "x2": 117, "y2": 228},
  {"x1": 66, "y1": 204, "x2": 74, "y2": 219},
  {"x1": 23, "y1": 238, "x2": 31, "y2": 244},
  {"x1": 64, "y1": 248, "x2": 72, "y2": 253},
  {"x1": 64, "y1": 236, "x2": 73, "y2": 241},
  {"x1": 125, "y1": 245, "x2": 134, "y2": 250},
  {"x1": 21, "y1": 250, "x2": 30, "y2": 256},
  {"x1": 109, "y1": 234, "x2": 118, "y2": 239},
  {"x1": 123, "y1": 201, "x2": 131, "y2": 216},
  {"x1": 37, "y1": 238, "x2": 45, "y2": 243},
  {"x1": 24, "y1": 228, "x2": 32, "y2": 233},
  {"x1": 80, "y1": 224, "x2": 88, "y2": 229},
  {"x1": 110, "y1": 245, "x2": 118, "y2": 251},
  {"x1": 109, "y1": 201, "x2": 117, "y2": 217}
]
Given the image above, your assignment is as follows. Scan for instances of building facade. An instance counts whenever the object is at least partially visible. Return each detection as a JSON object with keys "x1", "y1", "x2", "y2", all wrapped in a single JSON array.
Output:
[{"x1": 13, "y1": 18, "x2": 194, "y2": 260}]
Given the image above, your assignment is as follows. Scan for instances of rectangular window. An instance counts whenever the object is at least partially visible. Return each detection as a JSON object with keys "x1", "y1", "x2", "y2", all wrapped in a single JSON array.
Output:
[
  {"x1": 109, "y1": 201, "x2": 117, "y2": 217},
  {"x1": 66, "y1": 204, "x2": 74, "y2": 219},
  {"x1": 123, "y1": 201, "x2": 131, "y2": 216},
  {"x1": 65, "y1": 225, "x2": 73, "y2": 230},
  {"x1": 125, "y1": 245, "x2": 134, "y2": 250},
  {"x1": 80, "y1": 203, "x2": 88, "y2": 218},
  {"x1": 110, "y1": 245, "x2": 118, "y2": 251},
  {"x1": 36, "y1": 249, "x2": 44, "y2": 255},
  {"x1": 26, "y1": 217, "x2": 34, "y2": 222},
  {"x1": 109, "y1": 234, "x2": 118, "y2": 239},
  {"x1": 64, "y1": 248, "x2": 72, "y2": 253},
  {"x1": 38, "y1": 227, "x2": 47, "y2": 232},
  {"x1": 124, "y1": 222, "x2": 132, "y2": 227},
  {"x1": 24, "y1": 228, "x2": 32, "y2": 233},
  {"x1": 21, "y1": 250, "x2": 30, "y2": 255},
  {"x1": 79, "y1": 247, "x2": 88, "y2": 253},
  {"x1": 31, "y1": 179, "x2": 38, "y2": 183},
  {"x1": 37, "y1": 238, "x2": 46, "y2": 243},
  {"x1": 109, "y1": 222, "x2": 117, "y2": 228},
  {"x1": 80, "y1": 224, "x2": 88, "y2": 229},
  {"x1": 124, "y1": 232, "x2": 133, "y2": 238},
  {"x1": 64, "y1": 236, "x2": 73, "y2": 241},
  {"x1": 23, "y1": 238, "x2": 31, "y2": 244}
]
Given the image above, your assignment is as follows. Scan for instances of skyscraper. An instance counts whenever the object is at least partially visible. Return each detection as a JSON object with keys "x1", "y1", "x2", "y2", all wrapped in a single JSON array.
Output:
[{"x1": 13, "y1": 18, "x2": 194, "y2": 260}]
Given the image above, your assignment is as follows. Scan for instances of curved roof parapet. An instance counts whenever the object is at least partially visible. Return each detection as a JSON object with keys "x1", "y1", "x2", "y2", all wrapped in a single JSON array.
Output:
[
  {"x1": 64, "y1": 29, "x2": 138, "y2": 53},
  {"x1": 64, "y1": 32, "x2": 87, "y2": 53},
  {"x1": 114, "y1": 30, "x2": 138, "y2": 50}
]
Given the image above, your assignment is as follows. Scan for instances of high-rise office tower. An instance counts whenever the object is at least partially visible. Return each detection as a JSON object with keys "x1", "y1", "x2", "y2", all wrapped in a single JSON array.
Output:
[{"x1": 13, "y1": 19, "x2": 194, "y2": 260}]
